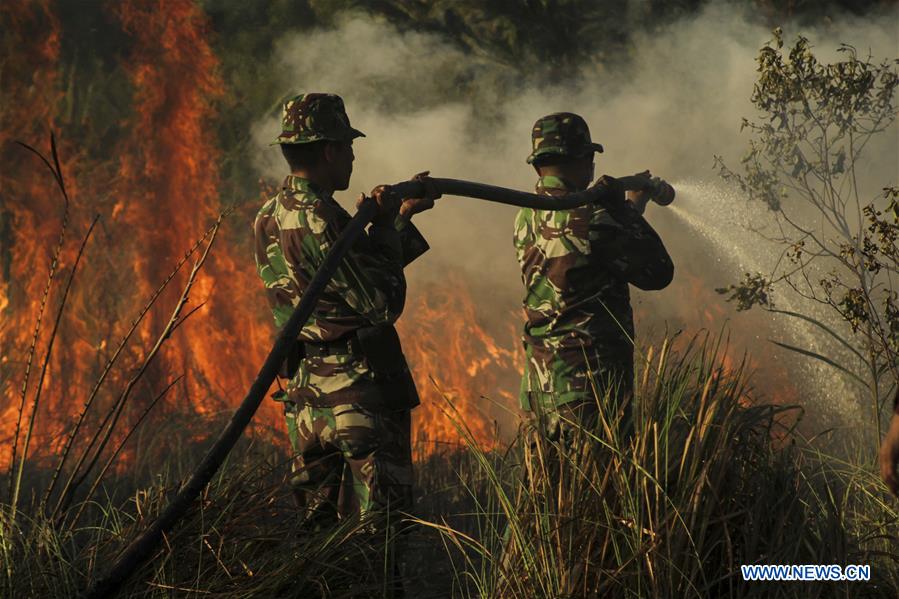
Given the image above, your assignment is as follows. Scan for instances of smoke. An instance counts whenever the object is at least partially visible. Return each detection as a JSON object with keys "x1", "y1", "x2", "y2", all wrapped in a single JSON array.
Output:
[{"x1": 250, "y1": 4, "x2": 898, "y2": 425}]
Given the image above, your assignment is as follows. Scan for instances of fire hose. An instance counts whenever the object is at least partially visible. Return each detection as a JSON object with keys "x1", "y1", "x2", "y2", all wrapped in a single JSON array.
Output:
[{"x1": 83, "y1": 173, "x2": 673, "y2": 598}]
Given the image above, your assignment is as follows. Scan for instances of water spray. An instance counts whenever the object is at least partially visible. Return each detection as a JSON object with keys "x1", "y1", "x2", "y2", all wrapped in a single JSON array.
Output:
[{"x1": 660, "y1": 180, "x2": 859, "y2": 422}]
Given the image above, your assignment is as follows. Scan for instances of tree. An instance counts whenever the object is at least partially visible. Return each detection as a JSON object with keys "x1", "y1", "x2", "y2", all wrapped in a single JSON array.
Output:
[{"x1": 715, "y1": 29, "x2": 898, "y2": 444}]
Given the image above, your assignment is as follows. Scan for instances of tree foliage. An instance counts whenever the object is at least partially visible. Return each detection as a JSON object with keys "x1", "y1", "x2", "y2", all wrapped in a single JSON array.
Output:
[{"x1": 716, "y1": 30, "x2": 898, "y2": 436}]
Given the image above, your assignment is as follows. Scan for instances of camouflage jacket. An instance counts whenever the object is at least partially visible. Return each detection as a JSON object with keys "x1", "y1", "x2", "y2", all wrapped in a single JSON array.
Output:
[
  {"x1": 514, "y1": 175, "x2": 673, "y2": 410},
  {"x1": 254, "y1": 175, "x2": 428, "y2": 407}
]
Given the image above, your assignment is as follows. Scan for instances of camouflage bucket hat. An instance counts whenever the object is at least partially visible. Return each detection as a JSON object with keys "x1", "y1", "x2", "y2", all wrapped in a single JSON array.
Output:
[
  {"x1": 271, "y1": 93, "x2": 365, "y2": 145},
  {"x1": 526, "y1": 112, "x2": 604, "y2": 164}
]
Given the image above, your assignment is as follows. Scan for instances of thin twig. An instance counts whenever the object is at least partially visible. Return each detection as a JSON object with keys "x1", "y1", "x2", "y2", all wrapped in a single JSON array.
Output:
[
  {"x1": 68, "y1": 375, "x2": 184, "y2": 529},
  {"x1": 45, "y1": 220, "x2": 220, "y2": 516},
  {"x1": 10, "y1": 215, "x2": 98, "y2": 519},
  {"x1": 57, "y1": 215, "x2": 223, "y2": 514},
  {"x1": 6, "y1": 135, "x2": 70, "y2": 507}
]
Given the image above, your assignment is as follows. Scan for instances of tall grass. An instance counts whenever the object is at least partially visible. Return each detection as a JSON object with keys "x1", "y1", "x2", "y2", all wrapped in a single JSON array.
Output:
[
  {"x1": 426, "y1": 335, "x2": 899, "y2": 598},
  {"x1": 2, "y1": 143, "x2": 896, "y2": 595},
  {"x1": 2, "y1": 333, "x2": 898, "y2": 597},
  {"x1": 1, "y1": 428, "x2": 406, "y2": 598}
]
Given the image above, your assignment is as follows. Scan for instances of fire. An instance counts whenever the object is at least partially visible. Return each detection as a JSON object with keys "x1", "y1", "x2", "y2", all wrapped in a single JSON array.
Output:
[
  {"x1": 113, "y1": 0, "x2": 238, "y2": 407},
  {"x1": 94, "y1": 0, "x2": 278, "y2": 458},
  {"x1": 0, "y1": 0, "x2": 276, "y2": 474},
  {"x1": 1, "y1": 0, "x2": 803, "y2": 484},
  {"x1": 641, "y1": 269, "x2": 801, "y2": 407},
  {"x1": 400, "y1": 274, "x2": 523, "y2": 454},
  {"x1": 0, "y1": 0, "x2": 65, "y2": 465},
  {"x1": 0, "y1": 0, "x2": 520, "y2": 477}
]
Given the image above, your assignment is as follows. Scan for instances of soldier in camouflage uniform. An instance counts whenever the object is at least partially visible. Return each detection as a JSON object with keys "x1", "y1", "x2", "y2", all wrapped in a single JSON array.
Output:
[
  {"x1": 514, "y1": 112, "x2": 674, "y2": 445},
  {"x1": 253, "y1": 93, "x2": 436, "y2": 531}
]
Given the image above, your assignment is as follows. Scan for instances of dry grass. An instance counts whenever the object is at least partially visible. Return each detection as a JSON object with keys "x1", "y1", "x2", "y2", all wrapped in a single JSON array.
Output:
[
  {"x1": 2, "y1": 335, "x2": 899, "y2": 597},
  {"x1": 2, "y1": 142, "x2": 897, "y2": 596}
]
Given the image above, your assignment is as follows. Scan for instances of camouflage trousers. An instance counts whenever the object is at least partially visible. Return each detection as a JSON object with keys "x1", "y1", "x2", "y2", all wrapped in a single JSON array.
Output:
[
  {"x1": 283, "y1": 400, "x2": 413, "y2": 528},
  {"x1": 529, "y1": 360, "x2": 634, "y2": 449},
  {"x1": 525, "y1": 361, "x2": 635, "y2": 496},
  {"x1": 510, "y1": 373, "x2": 635, "y2": 594}
]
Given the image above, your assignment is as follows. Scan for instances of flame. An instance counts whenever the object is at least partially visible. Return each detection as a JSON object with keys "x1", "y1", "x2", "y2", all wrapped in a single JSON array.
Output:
[
  {"x1": 400, "y1": 273, "x2": 523, "y2": 454},
  {"x1": 97, "y1": 0, "x2": 277, "y2": 460},
  {"x1": 0, "y1": 0, "x2": 277, "y2": 472},
  {"x1": 643, "y1": 269, "x2": 801, "y2": 407},
  {"x1": 0, "y1": 0, "x2": 520, "y2": 473},
  {"x1": 0, "y1": 0, "x2": 65, "y2": 465},
  {"x1": 1, "y1": 1, "x2": 804, "y2": 479}
]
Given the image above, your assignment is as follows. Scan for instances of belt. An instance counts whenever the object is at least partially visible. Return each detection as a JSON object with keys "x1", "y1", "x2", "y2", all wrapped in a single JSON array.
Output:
[{"x1": 303, "y1": 336, "x2": 363, "y2": 358}]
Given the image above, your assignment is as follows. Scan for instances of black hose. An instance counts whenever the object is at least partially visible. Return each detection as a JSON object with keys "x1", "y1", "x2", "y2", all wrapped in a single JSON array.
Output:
[
  {"x1": 83, "y1": 201, "x2": 378, "y2": 598},
  {"x1": 389, "y1": 177, "x2": 618, "y2": 210},
  {"x1": 82, "y1": 174, "x2": 642, "y2": 597}
]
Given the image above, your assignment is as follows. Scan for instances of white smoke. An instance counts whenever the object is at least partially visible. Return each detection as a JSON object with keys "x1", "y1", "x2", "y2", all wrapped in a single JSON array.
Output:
[{"x1": 251, "y1": 3, "x2": 899, "y2": 427}]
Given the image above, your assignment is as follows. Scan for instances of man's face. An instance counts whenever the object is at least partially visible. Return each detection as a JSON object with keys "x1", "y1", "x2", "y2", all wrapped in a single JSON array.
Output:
[
  {"x1": 534, "y1": 155, "x2": 595, "y2": 191},
  {"x1": 571, "y1": 156, "x2": 595, "y2": 190},
  {"x1": 326, "y1": 141, "x2": 355, "y2": 191}
]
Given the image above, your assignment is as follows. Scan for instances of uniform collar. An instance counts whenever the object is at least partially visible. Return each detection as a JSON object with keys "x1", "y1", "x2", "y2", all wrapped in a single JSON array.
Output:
[
  {"x1": 536, "y1": 175, "x2": 578, "y2": 193},
  {"x1": 283, "y1": 175, "x2": 326, "y2": 196}
]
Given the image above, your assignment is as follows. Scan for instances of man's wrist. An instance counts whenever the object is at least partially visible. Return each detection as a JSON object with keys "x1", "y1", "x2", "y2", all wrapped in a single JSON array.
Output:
[
  {"x1": 395, "y1": 213, "x2": 412, "y2": 228},
  {"x1": 630, "y1": 197, "x2": 649, "y2": 215}
]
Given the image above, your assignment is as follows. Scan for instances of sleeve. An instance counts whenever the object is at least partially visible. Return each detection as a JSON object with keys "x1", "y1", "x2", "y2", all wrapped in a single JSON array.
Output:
[
  {"x1": 588, "y1": 203, "x2": 674, "y2": 291},
  {"x1": 394, "y1": 215, "x2": 430, "y2": 266},
  {"x1": 283, "y1": 204, "x2": 407, "y2": 326},
  {"x1": 253, "y1": 201, "x2": 297, "y2": 329}
]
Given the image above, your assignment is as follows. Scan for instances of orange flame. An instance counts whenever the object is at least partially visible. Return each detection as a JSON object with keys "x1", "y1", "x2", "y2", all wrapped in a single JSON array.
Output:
[
  {"x1": 1, "y1": 1, "x2": 804, "y2": 479},
  {"x1": 641, "y1": 269, "x2": 801, "y2": 407},
  {"x1": 99, "y1": 0, "x2": 277, "y2": 461},
  {"x1": 400, "y1": 274, "x2": 523, "y2": 454},
  {"x1": 0, "y1": 0, "x2": 277, "y2": 471},
  {"x1": 0, "y1": 0, "x2": 66, "y2": 465},
  {"x1": 1, "y1": 0, "x2": 520, "y2": 473}
]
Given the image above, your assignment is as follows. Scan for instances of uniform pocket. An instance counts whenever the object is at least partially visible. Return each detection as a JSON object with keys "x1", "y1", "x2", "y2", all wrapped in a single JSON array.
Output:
[{"x1": 332, "y1": 404, "x2": 379, "y2": 459}]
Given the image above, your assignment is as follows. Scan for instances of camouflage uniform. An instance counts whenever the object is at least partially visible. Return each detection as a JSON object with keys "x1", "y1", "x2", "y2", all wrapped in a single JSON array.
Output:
[
  {"x1": 254, "y1": 93, "x2": 428, "y2": 524},
  {"x1": 514, "y1": 113, "x2": 674, "y2": 439}
]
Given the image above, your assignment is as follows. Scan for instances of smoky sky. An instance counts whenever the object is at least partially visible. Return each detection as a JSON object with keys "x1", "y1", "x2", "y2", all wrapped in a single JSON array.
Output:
[{"x1": 250, "y1": 3, "x2": 898, "y2": 426}]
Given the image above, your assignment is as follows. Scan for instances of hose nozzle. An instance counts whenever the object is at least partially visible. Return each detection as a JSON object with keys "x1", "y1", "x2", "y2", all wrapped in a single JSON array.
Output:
[
  {"x1": 647, "y1": 176, "x2": 675, "y2": 206},
  {"x1": 616, "y1": 171, "x2": 675, "y2": 214}
]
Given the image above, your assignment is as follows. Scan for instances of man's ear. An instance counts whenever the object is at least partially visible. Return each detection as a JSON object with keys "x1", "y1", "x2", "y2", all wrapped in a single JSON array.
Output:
[{"x1": 322, "y1": 141, "x2": 338, "y2": 165}]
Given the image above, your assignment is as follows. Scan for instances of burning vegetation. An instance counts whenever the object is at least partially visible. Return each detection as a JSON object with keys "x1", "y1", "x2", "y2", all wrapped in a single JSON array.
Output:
[
  {"x1": 0, "y1": 1, "x2": 536, "y2": 472},
  {"x1": 1, "y1": 1, "x2": 897, "y2": 597}
]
